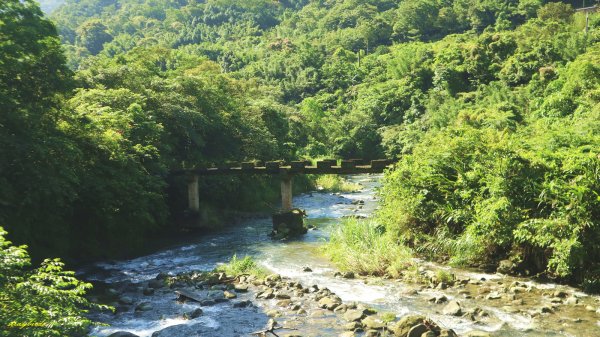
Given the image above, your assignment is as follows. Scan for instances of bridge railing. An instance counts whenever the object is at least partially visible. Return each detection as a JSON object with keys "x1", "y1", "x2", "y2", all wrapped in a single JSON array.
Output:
[{"x1": 174, "y1": 159, "x2": 393, "y2": 176}]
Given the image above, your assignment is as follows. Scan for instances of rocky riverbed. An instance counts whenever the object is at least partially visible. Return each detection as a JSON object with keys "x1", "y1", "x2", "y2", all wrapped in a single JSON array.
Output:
[
  {"x1": 84, "y1": 175, "x2": 600, "y2": 337},
  {"x1": 91, "y1": 260, "x2": 600, "y2": 337},
  {"x1": 95, "y1": 269, "x2": 490, "y2": 337}
]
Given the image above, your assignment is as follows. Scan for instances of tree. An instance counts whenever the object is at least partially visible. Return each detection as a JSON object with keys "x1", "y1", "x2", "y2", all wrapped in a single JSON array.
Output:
[
  {"x1": 537, "y1": 2, "x2": 574, "y2": 22},
  {"x1": 0, "y1": 0, "x2": 79, "y2": 258},
  {"x1": 0, "y1": 227, "x2": 106, "y2": 337},
  {"x1": 77, "y1": 19, "x2": 113, "y2": 55}
]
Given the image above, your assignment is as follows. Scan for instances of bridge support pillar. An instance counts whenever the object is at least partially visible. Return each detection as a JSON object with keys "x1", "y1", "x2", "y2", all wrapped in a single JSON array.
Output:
[
  {"x1": 281, "y1": 174, "x2": 293, "y2": 211},
  {"x1": 187, "y1": 175, "x2": 200, "y2": 212}
]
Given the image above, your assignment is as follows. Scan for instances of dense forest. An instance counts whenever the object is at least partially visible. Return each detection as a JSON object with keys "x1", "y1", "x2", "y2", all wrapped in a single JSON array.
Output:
[{"x1": 2, "y1": 0, "x2": 600, "y2": 333}]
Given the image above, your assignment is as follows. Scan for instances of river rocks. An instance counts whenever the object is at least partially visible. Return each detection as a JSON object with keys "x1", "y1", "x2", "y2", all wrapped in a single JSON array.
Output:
[
  {"x1": 428, "y1": 294, "x2": 448, "y2": 304},
  {"x1": 389, "y1": 314, "x2": 425, "y2": 336},
  {"x1": 257, "y1": 288, "x2": 275, "y2": 299},
  {"x1": 277, "y1": 299, "x2": 292, "y2": 307},
  {"x1": 564, "y1": 297, "x2": 578, "y2": 305},
  {"x1": 207, "y1": 290, "x2": 225, "y2": 300},
  {"x1": 135, "y1": 302, "x2": 153, "y2": 312},
  {"x1": 485, "y1": 292, "x2": 501, "y2": 300},
  {"x1": 310, "y1": 309, "x2": 328, "y2": 317},
  {"x1": 107, "y1": 288, "x2": 120, "y2": 296},
  {"x1": 361, "y1": 316, "x2": 384, "y2": 330},
  {"x1": 155, "y1": 272, "x2": 169, "y2": 280},
  {"x1": 234, "y1": 284, "x2": 248, "y2": 292},
  {"x1": 224, "y1": 290, "x2": 237, "y2": 299},
  {"x1": 496, "y1": 260, "x2": 516, "y2": 274},
  {"x1": 233, "y1": 300, "x2": 252, "y2": 308},
  {"x1": 549, "y1": 297, "x2": 563, "y2": 304},
  {"x1": 318, "y1": 296, "x2": 342, "y2": 310},
  {"x1": 266, "y1": 274, "x2": 282, "y2": 282},
  {"x1": 439, "y1": 329, "x2": 459, "y2": 337},
  {"x1": 108, "y1": 332, "x2": 140, "y2": 337},
  {"x1": 407, "y1": 324, "x2": 429, "y2": 337},
  {"x1": 302, "y1": 266, "x2": 313, "y2": 272},
  {"x1": 142, "y1": 287, "x2": 155, "y2": 296},
  {"x1": 344, "y1": 309, "x2": 366, "y2": 322},
  {"x1": 275, "y1": 292, "x2": 291, "y2": 299},
  {"x1": 148, "y1": 279, "x2": 164, "y2": 289},
  {"x1": 553, "y1": 290, "x2": 568, "y2": 298},
  {"x1": 344, "y1": 321, "x2": 363, "y2": 330},
  {"x1": 151, "y1": 324, "x2": 211, "y2": 337},
  {"x1": 365, "y1": 330, "x2": 379, "y2": 337},
  {"x1": 334, "y1": 303, "x2": 348, "y2": 313},
  {"x1": 342, "y1": 271, "x2": 355, "y2": 279},
  {"x1": 266, "y1": 309, "x2": 282, "y2": 317},
  {"x1": 442, "y1": 300, "x2": 462, "y2": 316},
  {"x1": 308, "y1": 284, "x2": 319, "y2": 293},
  {"x1": 183, "y1": 308, "x2": 203, "y2": 319},
  {"x1": 200, "y1": 299, "x2": 216, "y2": 306},
  {"x1": 119, "y1": 296, "x2": 134, "y2": 305}
]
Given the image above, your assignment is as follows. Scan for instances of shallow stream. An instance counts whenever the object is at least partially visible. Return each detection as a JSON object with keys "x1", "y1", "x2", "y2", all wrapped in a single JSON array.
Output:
[{"x1": 83, "y1": 175, "x2": 600, "y2": 337}]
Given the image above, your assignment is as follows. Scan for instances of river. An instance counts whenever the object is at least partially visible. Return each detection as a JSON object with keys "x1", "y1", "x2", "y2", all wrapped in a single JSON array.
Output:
[{"x1": 83, "y1": 174, "x2": 600, "y2": 337}]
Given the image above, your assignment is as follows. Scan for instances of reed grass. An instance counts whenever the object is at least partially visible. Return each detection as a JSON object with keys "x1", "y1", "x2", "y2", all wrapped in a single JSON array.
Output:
[
  {"x1": 315, "y1": 175, "x2": 362, "y2": 193},
  {"x1": 325, "y1": 218, "x2": 414, "y2": 277}
]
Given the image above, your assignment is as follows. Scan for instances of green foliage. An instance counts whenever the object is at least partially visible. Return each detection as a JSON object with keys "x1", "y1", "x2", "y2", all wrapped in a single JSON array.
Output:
[
  {"x1": 379, "y1": 46, "x2": 600, "y2": 281},
  {"x1": 326, "y1": 218, "x2": 413, "y2": 277},
  {"x1": 314, "y1": 175, "x2": 362, "y2": 193},
  {"x1": 0, "y1": 227, "x2": 107, "y2": 337},
  {"x1": 76, "y1": 19, "x2": 112, "y2": 55},
  {"x1": 216, "y1": 254, "x2": 266, "y2": 277},
  {"x1": 4, "y1": 0, "x2": 600, "y2": 291}
]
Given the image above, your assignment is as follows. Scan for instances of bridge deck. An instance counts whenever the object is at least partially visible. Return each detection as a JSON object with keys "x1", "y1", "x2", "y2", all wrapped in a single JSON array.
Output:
[{"x1": 175, "y1": 159, "x2": 393, "y2": 176}]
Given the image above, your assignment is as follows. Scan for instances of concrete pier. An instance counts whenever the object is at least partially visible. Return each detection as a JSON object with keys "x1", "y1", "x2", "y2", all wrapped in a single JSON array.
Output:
[
  {"x1": 187, "y1": 175, "x2": 200, "y2": 212},
  {"x1": 280, "y1": 174, "x2": 293, "y2": 211}
]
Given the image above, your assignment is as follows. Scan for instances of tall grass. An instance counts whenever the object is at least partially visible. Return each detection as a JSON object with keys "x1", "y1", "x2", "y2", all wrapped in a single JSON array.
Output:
[
  {"x1": 315, "y1": 175, "x2": 362, "y2": 193},
  {"x1": 216, "y1": 254, "x2": 266, "y2": 277},
  {"x1": 325, "y1": 218, "x2": 414, "y2": 276}
]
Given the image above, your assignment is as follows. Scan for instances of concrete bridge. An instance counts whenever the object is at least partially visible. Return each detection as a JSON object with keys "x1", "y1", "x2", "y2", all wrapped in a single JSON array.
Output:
[{"x1": 176, "y1": 159, "x2": 393, "y2": 212}]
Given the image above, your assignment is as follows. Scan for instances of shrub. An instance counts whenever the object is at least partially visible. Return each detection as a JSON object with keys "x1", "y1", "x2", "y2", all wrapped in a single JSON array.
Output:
[
  {"x1": 314, "y1": 175, "x2": 362, "y2": 193},
  {"x1": 0, "y1": 227, "x2": 107, "y2": 337},
  {"x1": 216, "y1": 254, "x2": 266, "y2": 277},
  {"x1": 325, "y1": 218, "x2": 413, "y2": 276}
]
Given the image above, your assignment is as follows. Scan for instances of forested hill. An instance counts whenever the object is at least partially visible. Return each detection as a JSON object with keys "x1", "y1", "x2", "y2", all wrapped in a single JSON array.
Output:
[
  {"x1": 2, "y1": 0, "x2": 600, "y2": 286},
  {"x1": 50, "y1": 0, "x2": 596, "y2": 159}
]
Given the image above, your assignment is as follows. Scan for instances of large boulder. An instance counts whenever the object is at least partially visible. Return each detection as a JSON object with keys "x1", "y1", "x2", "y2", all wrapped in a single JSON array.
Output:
[
  {"x1": 108, "y1": 332, "x2": 140, "y2": 337},
  {"x1": 390, "y1": 314, "x2": 426, "y2": 336},
  {"x1": 318, "y1": 296, "x2": 341, "y2": 310},
  {"x1": 496, "y1": 259, "x2": 516, "y2": 274},
  {"x1": 361, "y1": 316, "x2": 385, "y2": 330},
  {"x1": 344, "y1": 309, "x2": 366, "y2": 322},
  {"x1": 442, "y1": 301, "x2": 462, "y2": 316},
  {"x1": 407, "y1": 324, "x2": 428, "y2": 337}
]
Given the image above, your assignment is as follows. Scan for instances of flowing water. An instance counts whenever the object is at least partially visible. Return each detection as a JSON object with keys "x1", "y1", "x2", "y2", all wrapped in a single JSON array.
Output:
[{"x1": 83, "y1": 175, "x2": 600, "y2": 337}]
